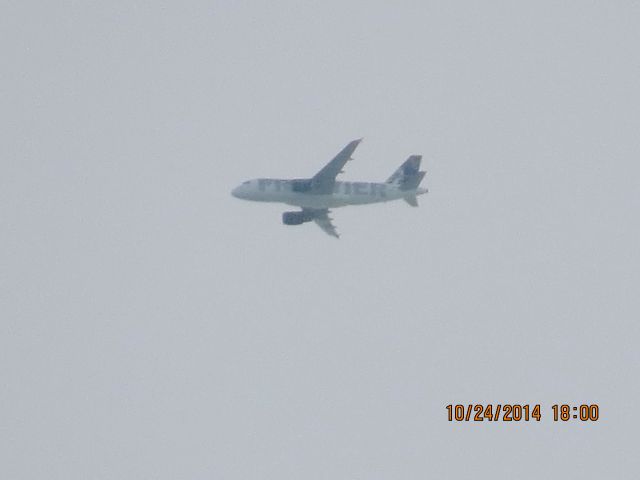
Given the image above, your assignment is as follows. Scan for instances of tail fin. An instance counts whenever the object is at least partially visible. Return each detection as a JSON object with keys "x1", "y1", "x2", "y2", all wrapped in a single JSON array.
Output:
[
  {"x1": 386, "y1": 155, "x2": 422, "y2": 185},
  {"x1": 387, "y1": 155, "x2": 427, "y2": 207}
]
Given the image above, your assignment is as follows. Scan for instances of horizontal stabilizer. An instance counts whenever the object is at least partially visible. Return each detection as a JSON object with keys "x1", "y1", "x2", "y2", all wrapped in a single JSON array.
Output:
[{"x1": 404, "y1": 195, "x2": 419, "y2": 207}]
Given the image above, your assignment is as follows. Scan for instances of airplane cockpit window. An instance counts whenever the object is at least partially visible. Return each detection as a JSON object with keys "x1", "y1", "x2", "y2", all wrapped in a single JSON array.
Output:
[{"x1": 242, "y1": 181, "x2": 250, "y2": 185}]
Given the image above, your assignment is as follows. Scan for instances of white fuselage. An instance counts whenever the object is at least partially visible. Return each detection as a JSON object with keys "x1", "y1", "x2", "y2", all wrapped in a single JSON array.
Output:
[{"x1": 231, "y1": 178, "x2": 427, "y2": 208}]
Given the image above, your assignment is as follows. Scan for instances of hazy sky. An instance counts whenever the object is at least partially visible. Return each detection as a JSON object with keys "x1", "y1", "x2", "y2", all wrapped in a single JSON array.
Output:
[{"x1": 2, "y1": 1, "x2": 639, "y2": 478}]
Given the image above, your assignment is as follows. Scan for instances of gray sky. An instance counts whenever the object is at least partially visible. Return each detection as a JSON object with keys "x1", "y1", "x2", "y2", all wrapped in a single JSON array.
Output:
[{"x1": 2, "y1": 1, "x2": 639, "y2": 478}]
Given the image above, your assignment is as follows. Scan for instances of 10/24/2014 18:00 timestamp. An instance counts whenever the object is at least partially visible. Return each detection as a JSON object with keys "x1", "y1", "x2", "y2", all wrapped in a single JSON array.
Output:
[{"x1": 446, "y1": 404, "x2": 600, "y2": 422}]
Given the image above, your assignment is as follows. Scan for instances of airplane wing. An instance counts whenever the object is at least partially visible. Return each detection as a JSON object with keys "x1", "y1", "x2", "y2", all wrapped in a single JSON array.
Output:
[
  {"x1": 310, "y1": 138, "x2": 362, "y2": 194},
  {"x1": 304, "y1": 208, "x2": 339, "y2": 238}
]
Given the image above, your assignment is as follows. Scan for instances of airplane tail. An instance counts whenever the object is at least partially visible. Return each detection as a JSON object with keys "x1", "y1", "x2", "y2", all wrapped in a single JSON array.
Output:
[{"x1": 386, "y1": 155, "x2": 427, "y2": 207}]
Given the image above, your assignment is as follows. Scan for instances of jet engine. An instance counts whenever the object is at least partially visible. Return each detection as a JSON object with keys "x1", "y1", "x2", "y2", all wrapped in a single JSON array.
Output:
[{"x1": 282, "y1": 211, "x2": 313, "y2": 225}]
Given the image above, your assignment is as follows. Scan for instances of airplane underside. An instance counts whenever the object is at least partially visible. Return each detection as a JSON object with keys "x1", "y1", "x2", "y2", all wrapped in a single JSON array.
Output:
[{"x1": 282, "y1": 192, "x2": 397, "y2": 209}]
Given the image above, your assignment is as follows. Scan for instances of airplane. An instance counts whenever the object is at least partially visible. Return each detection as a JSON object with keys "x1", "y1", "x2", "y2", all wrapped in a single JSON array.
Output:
[{"x1": 231, "y1": 139, "x2": 427, "y2": 238}]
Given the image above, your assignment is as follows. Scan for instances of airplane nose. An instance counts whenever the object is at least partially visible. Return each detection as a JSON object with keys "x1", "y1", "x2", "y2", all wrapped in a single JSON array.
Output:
[
  {"x1": 232, "y1": 181, "x2": 252, "y2": 200},
  {"x1": 231, "y1": 185, "x2": 246, "y2": 199}
]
